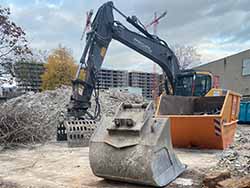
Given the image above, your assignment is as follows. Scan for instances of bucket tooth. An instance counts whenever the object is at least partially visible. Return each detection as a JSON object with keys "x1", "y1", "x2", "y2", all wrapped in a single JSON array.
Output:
[{"x1": 89, "y1": 102, "x2": 186, "y2": 187}]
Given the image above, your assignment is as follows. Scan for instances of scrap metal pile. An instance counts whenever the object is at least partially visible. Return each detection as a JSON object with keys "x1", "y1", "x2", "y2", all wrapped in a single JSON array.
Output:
[{"x1": 0, "y1": 86, "x2": 144, "y2": 147}]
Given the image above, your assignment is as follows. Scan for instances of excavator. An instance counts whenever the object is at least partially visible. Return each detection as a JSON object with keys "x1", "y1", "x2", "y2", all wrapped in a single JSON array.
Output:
[
  {"x1": 67, "y1": 2, "x2": 213, "y2": 121},
  {"x1": 61, "y1": 1, "x2": 240, "y2": 187}
]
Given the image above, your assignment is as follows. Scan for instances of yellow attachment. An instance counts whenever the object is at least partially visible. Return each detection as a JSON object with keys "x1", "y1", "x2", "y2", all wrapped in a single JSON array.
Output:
[{"x1": 100, "y1": 47, "x2": 107, "y2": 57}]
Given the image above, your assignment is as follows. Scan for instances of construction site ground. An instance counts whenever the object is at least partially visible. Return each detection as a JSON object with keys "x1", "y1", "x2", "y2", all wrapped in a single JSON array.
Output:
[
  {"x1": 0, "y1": 142, "x2": 218, "y2": 188},
  {"x1": 0, "y1": 124, "x2": 249, "y2": 188}
]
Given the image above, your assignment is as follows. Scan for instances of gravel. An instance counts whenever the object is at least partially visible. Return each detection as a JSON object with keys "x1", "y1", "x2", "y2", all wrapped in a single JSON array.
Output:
[{"x1": 216, "y1": 125, "x2": 250, "y2": 176}]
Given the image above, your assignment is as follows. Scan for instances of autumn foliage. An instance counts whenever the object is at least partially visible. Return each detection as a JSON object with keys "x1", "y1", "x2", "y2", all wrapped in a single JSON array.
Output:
[{"x1": 41, "y1": 46, "x2": 83, "y2": 90}]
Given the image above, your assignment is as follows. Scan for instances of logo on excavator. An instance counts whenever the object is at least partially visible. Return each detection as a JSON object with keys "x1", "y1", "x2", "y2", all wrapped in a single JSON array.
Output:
[
  {"x1": 100, "y1": 47, "x2": 107, "y2": 58},
  {"x1": 133, "y1": 38, "x2": 152, "y2": 54}
]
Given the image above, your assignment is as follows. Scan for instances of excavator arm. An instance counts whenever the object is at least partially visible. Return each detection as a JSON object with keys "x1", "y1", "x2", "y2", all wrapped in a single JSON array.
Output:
[
  {"x1": 112, "y1": 21, "x2": 179, "y2": 89},
  {"x1": 67, "y1": 1, "x2": 180, "y2": 120}
]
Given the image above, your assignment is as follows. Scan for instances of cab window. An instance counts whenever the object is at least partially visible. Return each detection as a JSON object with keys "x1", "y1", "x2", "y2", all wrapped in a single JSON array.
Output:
[
  {"x1": 174, "y1": 75, "x2": 193, "y2": 96},
  {"x1": 193, "y1": 74, "x2": 211, "y2": 96}
]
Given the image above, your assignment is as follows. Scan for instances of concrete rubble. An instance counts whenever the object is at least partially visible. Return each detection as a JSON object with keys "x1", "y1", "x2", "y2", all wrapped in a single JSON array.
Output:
[
  {"x1": 95, "y1": 88, "x2": 145, "y2": 117},
  {"x1": 0, "y1": 87, "x2": 249, "y2": 188},
  {"x1": 203, "y1": 170, "x2": 231, "y2": 188},
  {"x1": 0, "y1": 86, "x2": 144, "y2": 147},
  {"x1": 0, "y1": 178, "x2": 19, "y2": 188},
  {"x1": 203, "y1": 171, "x2": 250, "y2": 188},
  {"x1": 217, "y1": 175, "x2": 250, "y2": 188},
  {"x1": 202, "y1": 124, "x2": 250, "y2": 188},
  {"x1": 216, "y1": 125, "x2": 250, "y2": 176}
]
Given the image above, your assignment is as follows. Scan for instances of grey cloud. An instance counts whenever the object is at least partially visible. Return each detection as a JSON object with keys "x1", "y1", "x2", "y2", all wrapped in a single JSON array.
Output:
[{"x1": 1, "y1": 0, "x2": 250, "y2": 72}]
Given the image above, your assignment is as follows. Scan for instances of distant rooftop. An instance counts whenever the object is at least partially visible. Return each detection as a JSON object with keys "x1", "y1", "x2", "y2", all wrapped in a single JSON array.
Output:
[{"x1": 195, "y1": 49, "x2": 250, "y2": 68}]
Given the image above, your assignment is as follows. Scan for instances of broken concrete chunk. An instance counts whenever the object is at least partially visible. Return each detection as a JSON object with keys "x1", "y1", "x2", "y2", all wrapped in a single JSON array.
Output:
[
  {"x1": 173, "y1": 178, "x2": 194, "y2": 186},
  {"x1": 203, "y1": 170, "x2": 231, "y2": 188},
  {"x1": 217, "y1": 175, "x2": 250, "y2": 188}
]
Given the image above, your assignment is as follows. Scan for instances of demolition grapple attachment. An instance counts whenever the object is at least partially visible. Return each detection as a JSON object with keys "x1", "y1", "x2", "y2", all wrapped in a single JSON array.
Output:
[{"x1": 65, "y1": 119, "x2": 97, "y2": 147}]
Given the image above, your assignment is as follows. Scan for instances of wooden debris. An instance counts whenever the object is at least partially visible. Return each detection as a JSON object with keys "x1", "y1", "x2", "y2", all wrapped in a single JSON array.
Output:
[
  {"x1": 0, "y1": 87, "x2": 144, "y2": 148},
  {"x1": 203, "y1": 170, "x2": 231, "y2": 188},
  {"x1": 217, "y1": 175, "x2": 250, "y2": 188}
]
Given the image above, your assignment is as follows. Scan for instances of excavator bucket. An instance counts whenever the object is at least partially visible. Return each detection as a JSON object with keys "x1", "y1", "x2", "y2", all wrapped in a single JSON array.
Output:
[{"x1": 89, "y1": 102, "x2": 186, "y2": 187}]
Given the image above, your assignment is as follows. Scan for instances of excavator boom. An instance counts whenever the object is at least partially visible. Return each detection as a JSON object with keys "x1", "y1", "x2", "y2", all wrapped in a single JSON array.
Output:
[{"x1": 67, "y1": 1, "x2": 180, "y2": 120}]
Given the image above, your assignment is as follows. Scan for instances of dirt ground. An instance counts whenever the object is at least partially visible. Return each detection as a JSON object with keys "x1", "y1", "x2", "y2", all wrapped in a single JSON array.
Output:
[{"x1": 0, "y1": 141, "x2": 222, "y2": 188}]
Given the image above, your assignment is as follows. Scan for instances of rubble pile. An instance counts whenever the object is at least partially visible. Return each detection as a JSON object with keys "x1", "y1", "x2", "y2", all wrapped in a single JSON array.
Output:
[
  {"x1": 0, "y1": 86, "x2": 144, "y2": 147},
  {"x1": 0, "y1": 86, "x2": 71, "y2": 147},
  {"x1": 203, "y1": 171, "x2": 250, "y2": 188},
  {"x1": 97, "y1": 89, "x2": 144, "y2": 117},
  {"x1": 217, "y1": 125, "x2": 250, "y2": 176}
]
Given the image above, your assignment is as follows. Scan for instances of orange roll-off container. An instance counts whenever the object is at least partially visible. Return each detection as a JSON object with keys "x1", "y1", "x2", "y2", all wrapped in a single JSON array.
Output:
[{"x1": 156, "y1": 89, "x2": 241, "y2": 150}]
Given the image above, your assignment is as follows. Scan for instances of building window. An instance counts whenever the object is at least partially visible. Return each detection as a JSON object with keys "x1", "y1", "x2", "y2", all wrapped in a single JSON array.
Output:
[{"x1": 242, "y1": 58, "x2": 250, "y2": 76}]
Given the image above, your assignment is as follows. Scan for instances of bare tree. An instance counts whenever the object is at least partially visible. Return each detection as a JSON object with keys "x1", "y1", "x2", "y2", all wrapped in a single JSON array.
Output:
[
  {"x1": 23, "y1": 49, "x2": 49, "y2": 64},
  {"x1": 0, "y1": 6, "x2": 31, "y2": 75},
  {"x1": 172, "y1": 44, "x2": 201, "y2": 70}
]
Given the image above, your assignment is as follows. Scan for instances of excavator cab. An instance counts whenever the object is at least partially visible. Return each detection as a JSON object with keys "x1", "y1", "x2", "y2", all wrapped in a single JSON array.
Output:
[{"x1": 174, "y1": 71, "x2": 213, "y2": 97}]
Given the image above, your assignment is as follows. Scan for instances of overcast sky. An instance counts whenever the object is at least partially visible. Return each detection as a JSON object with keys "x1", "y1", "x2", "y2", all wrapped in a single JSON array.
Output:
[{"x1": 1, "y1": 0, "x2": 250, "y2": 72}]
